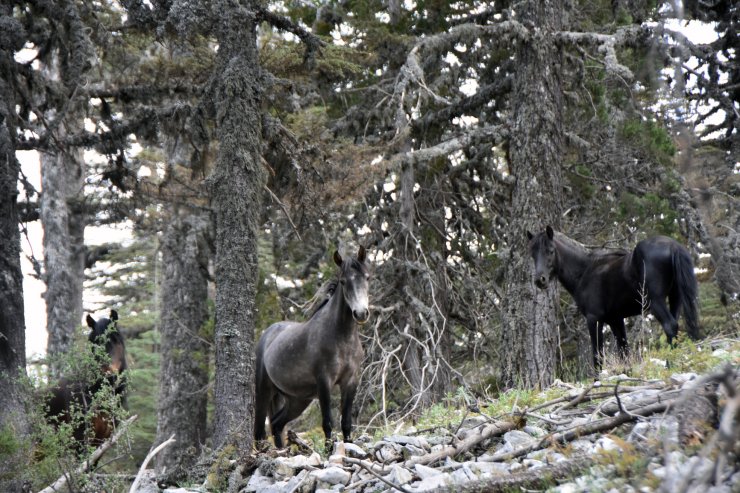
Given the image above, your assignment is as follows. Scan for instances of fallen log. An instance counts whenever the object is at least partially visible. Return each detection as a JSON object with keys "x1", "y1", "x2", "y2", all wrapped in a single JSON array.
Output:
[
  {"x1": 481, "y1": 398, "x2": 678, "y2": 463},
  {"x1": 436, "y1": 454, "x2": 594, "y2": 493}
]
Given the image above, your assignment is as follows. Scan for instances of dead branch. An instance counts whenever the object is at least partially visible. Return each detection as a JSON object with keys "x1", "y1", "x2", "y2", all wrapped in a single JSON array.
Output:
[
  {"x1": 129, "y1": 433, "x2": 176, "y2": 493},
  {"x1": 37, "y1": 415, "x2": 138, "y2": 493},
  {"x1": 343, "y1": 456, "x2": 413, "y2": 493},
  {"x1": 404, "y1": 421, "x2": 517, "y2": 467}
]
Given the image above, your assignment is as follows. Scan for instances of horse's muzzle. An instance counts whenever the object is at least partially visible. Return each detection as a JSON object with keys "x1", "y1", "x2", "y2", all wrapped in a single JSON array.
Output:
[
  {"x1": 534, "y1": 276, "x2": 548, "y2": 290},
  {"x1": 353, "y1": 309, "x2": 369, "y2": 325}
]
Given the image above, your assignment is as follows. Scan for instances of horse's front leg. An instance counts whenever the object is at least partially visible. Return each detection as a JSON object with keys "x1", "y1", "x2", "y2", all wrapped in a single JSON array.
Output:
[
  {"x1": 340, "y1": 383, "x2": 358, "y2": 443},
  {"x1": 609, "y1": 318, "x2": 629, "y2": 360},
  {"x1": 317, "y1": 376, "x2": 334, "y2": 448}
]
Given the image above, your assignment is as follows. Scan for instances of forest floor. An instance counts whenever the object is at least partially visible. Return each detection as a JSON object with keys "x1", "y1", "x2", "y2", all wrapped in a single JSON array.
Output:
[
  {"x1": 44, "y1": 336, "x2": 739, "y2": 493},
  {"x1": 136, "y1": 336, "x2": 740, "y2": 493}
]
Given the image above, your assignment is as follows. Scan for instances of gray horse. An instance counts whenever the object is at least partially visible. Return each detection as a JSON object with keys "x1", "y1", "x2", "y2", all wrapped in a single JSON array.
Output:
[{"x1": 255, "y1": 246, "x2": 370, "y2": 448}]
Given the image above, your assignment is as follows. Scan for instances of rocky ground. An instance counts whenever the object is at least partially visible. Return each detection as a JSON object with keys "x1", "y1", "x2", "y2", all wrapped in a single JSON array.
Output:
[{"x1": 141, "y1": 356, "x2": 739, "y2": 493}]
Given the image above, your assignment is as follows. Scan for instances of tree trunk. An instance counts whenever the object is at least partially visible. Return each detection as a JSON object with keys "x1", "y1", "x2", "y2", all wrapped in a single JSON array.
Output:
[
  {"x1": 40, "y1": 113, "x2": 86, "y2": 367},
  {"x1": 0, "y1": 85, "x2": 30, "y2": 493},
  {"x1": 500, "y1": 0, "x2": 566, "y2": 389},
  {"x1": 210, "y1": 1, "x2": 265, "y2": 452},
  {"x1": 155, "y1": 211, "x2": 211, "y2": 478}
]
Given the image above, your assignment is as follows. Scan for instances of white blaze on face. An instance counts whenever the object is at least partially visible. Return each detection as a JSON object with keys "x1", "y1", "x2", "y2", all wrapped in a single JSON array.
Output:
[{"x1": 345, "y1": 272, "x2": 370, "y2": 324}]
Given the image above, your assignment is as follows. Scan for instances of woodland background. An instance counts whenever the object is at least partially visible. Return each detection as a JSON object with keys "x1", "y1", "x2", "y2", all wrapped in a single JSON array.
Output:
[{"x1": 0, "y1": 0, "x2": 738, "y2": 490}]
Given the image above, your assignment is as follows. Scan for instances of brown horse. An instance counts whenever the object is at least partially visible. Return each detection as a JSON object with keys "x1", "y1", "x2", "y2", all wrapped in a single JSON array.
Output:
[
  {"x1": 255, "y1": 247, "x2": 370, "y2": 448},
  {"x1": 45, "y1": 310, "x2": 128, "y2": 446},
  {"x1": 528, "y1": 226, "x2": 700, "y2": 369}
]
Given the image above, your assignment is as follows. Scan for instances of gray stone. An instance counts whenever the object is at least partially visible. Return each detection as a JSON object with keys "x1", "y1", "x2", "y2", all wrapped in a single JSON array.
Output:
[
  {"x1": 385, "y1": 435, "x2": 430, "y2": 450},
  {"x1": 522, "y1": 458, "x2": 545, "y2": 469},
  {"x1": 464, "y1": 461, "x2": 510, "y2": 477},
  {"x1": 402, "y1": 444, "x2": 427, "y2": 458},
  {"x1": 273, "y1": 454, "x2": 313, "y2": 477},
  {"x1": 283, "y1": 470, "x2": 316, "y2": 493},
  {"x1": 244, "y1": 469, "x2": 276, "y2": 492},
  {"x1": 670, "y1": 372, "x2": 698, "y2": 386},
  {"x1": 414, "y1": 463, "x2": 443, "y2": 480},
  {"x1": 342, "y1": 442, "x2": 369, "y2": 459},
  {"x1": 503, "y1": 430, "x2": 536, "y2": 448},
  {"x1": 450, "y1": 465, "x2": 477, "y2": 484},
  {"x1": 310, "y1": 466, "x2": 351, "y2": 486},
  {"x1": 594, "y1": 436, "x2": 622, "y2": 452},
  {"x1": 523, "y1": 425, "x2": 547, "y2": 437},
  {"x1": 385, "y1": 465, "x2": 414, "y2": 485},
  {"x1": 410, "y1": 472, "x2": 450, "y2": 492}
]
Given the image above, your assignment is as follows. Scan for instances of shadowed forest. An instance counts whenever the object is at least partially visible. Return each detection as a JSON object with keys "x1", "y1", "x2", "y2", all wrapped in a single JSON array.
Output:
[{"x1": 0, "y1": 0, "x2": 739, "y2": 492}]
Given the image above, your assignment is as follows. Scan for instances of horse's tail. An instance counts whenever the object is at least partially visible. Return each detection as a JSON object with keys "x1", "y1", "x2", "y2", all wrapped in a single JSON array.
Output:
[{"x1": 673, "y1": 245, "x2": 700, "y2": 339}]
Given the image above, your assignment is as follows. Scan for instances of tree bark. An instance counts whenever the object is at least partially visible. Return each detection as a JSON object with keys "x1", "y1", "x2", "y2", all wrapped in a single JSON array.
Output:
[
  {"x1": 155, "y1": 211, "x2": 211, "y2": 477},
  {"x1": 210, "y1": 0, "x2": 266, "y2": 453},
  {"x1": 0, "y1": 10, "x2": 31, "y2": 483},
  {"x1": 40, "y1": 111, "x2": 86, "y2": 367},
  {"x1": 500, "y1": 0, "x2": 566, "y2": 389}
]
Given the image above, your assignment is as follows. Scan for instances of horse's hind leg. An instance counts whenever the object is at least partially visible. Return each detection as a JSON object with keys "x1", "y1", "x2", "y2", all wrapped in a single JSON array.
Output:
[
  {"x1": 269, "y1": 398, "x2": 312, "y2": 448},
  {"x1": 649, "y1": 295, "x2": 679, "y2": 345},
  {"x1": 254, "y1": 364, "x2": 274, "y2": 443}
]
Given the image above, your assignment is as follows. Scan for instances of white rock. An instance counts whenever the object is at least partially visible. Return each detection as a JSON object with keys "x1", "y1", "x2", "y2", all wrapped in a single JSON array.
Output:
[
  {"x1": 385, "y1": 465, "x2": 414, "y2": 485},
  {"x1": 410, "y1": 472, "x2": 450, "y2": 492},
  {"x1": 670, "y1": 372, "x2": 698, "y2": 386},
  {"x1": 244, "y1": 469, "x2": 275, "y2": 492},
  {"x1": 464, "y1": 461, "x2": 510, "y2": 476},
  {"x1": 385, "y1": 435, "x2": 430, "y2": 449},
  {"x1": 503, "y1": 430, "x2": 535, "y2": 449},
  {"x1": 523, "y1": 425, "x2": 547, "y2": 437},
  {"x1": 594, "y1": 436, "x2": 622, "y2": 452},
  {"x1": 522, "y1": 458, "x2": 545, "y2": 469},
  {"x1": 283, "y1": 469, "x2": 316, "y2": 493},
  {"x1": 414, "y1": 463, "x2": 443, "y2": 480},
  {"x1": 342, "y1": 442, "x2": 368, "y2": 459},
  {"x1": 551, "y1": 483, "x2": 578, "y2": 493},
  {"x1": 450, "y1": 465, "x2": 477, "y2": 484},
  {"x1": 310, "y1": 466, "x2": 351, "y2": 486},
  {"x1": 274, "y1": 455, "x2": 312, "y2": 477}
]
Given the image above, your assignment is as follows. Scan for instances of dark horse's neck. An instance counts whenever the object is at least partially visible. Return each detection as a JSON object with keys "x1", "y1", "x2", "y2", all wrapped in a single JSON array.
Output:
[{"x1": 553, "y1": 233, "x2": 594, "y2": 296}]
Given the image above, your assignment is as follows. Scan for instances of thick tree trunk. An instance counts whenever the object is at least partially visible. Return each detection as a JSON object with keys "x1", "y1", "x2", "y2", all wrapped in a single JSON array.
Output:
[
  {"x1": 40, "y1": 115, "x2": 86, "y2": 367},
  {"x1": 0, "y1": 95, "x2": 30, "y2": 492},
  {"x1": 210, "y1": 1, "x2": 265, "y2": 452},
  {"x1": 500, "y1": 0, "x2": 566, "y2": 389},
  {"x1": 155, "y1": 211, "x2": 210, "y2": 478}
]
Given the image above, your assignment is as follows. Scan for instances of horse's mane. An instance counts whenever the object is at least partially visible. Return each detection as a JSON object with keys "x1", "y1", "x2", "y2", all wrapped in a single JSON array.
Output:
[
  {"x1": 554, "y1": 231, "x2": 628, "y2": 258},
  {"x1": 304, "y1": 280, "x2": 338, "y2": 318}
]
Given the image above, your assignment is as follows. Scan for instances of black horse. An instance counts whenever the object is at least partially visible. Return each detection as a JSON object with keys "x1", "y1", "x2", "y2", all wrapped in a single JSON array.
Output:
[
  {"x1": 528, "y1": 226, "x2": 700, "y2": 368},
  {"x1": 255, "y1": 246, "x2": 370, "y2": 448},
  {"x1": 46, "y1": 310, "x2": 128, "y2": 446}
]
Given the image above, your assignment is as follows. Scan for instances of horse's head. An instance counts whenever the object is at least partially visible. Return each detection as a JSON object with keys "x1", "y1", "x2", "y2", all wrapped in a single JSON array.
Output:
[
  {"x1": 527, "y1": 225, "x2": 557, "y2": 290},
  {"x1": 86, "y1": 310, "x2": 127, "y2": 375},
  {"x1": 334, "y1": 246, "x2": 370, "y2": 324}
]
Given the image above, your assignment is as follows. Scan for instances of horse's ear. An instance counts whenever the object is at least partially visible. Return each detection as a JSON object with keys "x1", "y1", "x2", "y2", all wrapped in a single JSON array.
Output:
[
  {"x1": 333, "y1": 250, "x2": 343, "y2": 267},
  {"x1": 546, "y1": 225, "x2": 554, "y2": 240},
  {"x1": 86, "y1": 314, "x2": 96, "y2": 328},
  {"x1": 110, "y1": 309, "x2": 118, "y2": 321},
  {"x1": 357, "y1": 245, "x2": 366, "y2": 263},
  {"x1": 526, "y1": 231, "x2": 533, "y2": 241}
]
